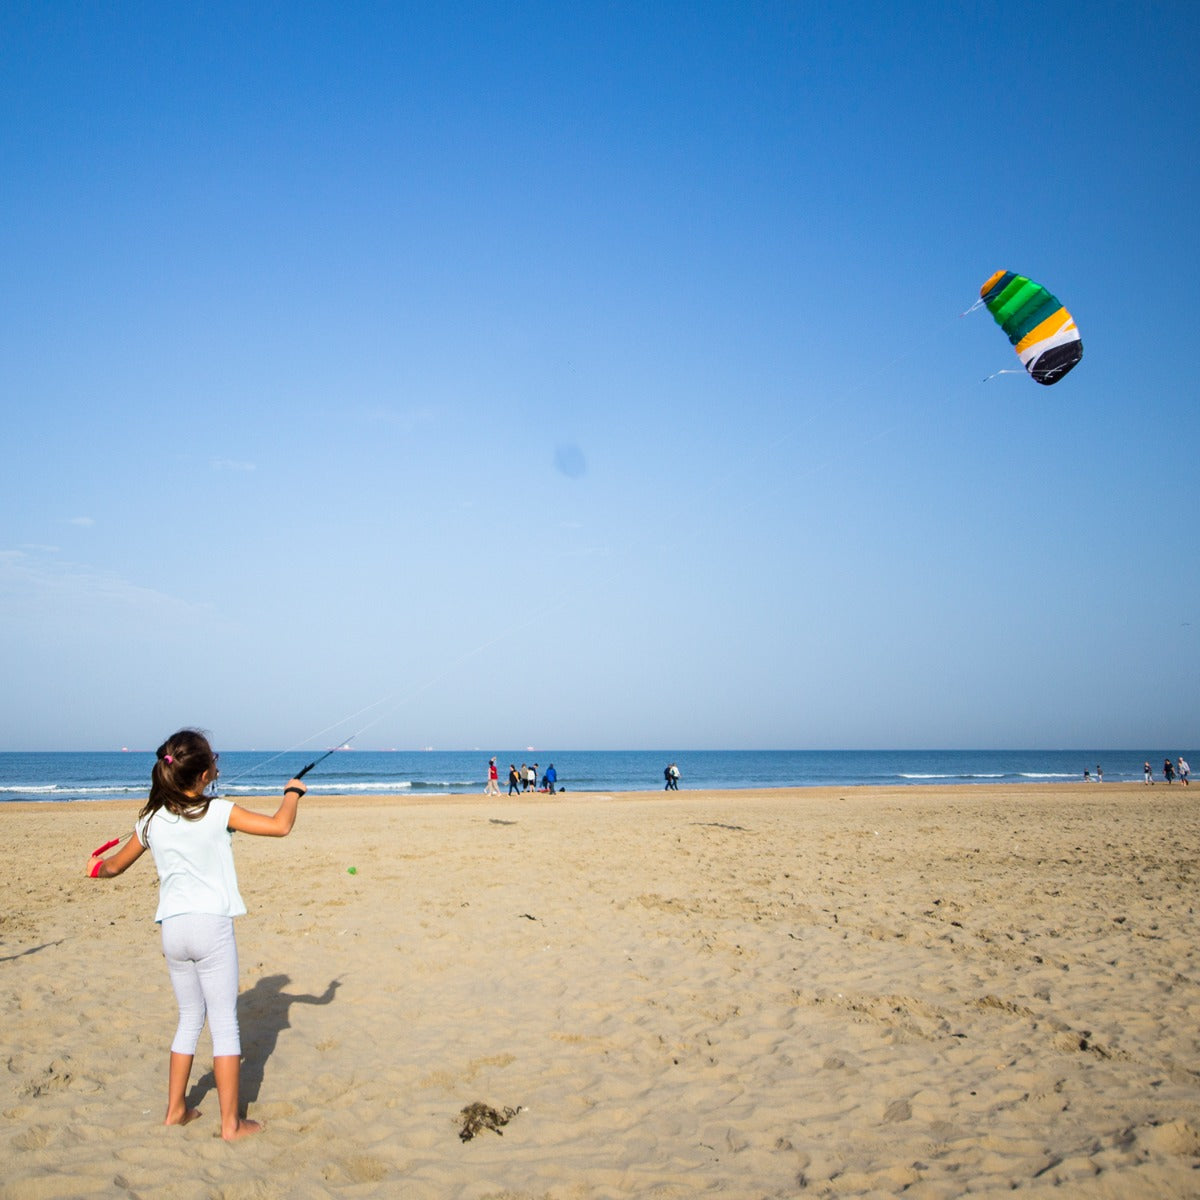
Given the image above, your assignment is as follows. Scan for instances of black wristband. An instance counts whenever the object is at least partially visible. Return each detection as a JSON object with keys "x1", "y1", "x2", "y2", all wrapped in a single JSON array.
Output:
[{"x1": 284, "y1": 786, "x2": 304, "y2": 797}]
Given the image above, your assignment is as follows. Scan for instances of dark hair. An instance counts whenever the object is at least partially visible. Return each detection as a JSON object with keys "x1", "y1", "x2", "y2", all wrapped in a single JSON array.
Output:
[{"x1": 138, "y1": 729, "x2": 217, "y2": 829}]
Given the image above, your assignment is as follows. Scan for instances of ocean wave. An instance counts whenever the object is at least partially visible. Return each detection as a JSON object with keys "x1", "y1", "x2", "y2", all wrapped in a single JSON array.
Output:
[
  {"x1": 1, "y1": 779, "x2": 460, "y2": 801},
  {"x1": 898, "y1": 772, "x2": 1006, "y2": 780},
  {"x1": 0, "y1": 783, "x2": 141, "y2": 795},
  {"x1": 225, "y1": 778, "x2": 481, "y2": 794},
  {"x1": 222, "y1": 779, "x2": 419, "y2": 795},
  {"x1": 322, "y1": 779, "x2": 415, "y2": 792}
]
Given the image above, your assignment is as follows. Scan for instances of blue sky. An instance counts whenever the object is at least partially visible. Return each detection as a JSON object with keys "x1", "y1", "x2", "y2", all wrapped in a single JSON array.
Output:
[{"x1": 2, "y1": 2, "x2": 1197, "y2": 752}]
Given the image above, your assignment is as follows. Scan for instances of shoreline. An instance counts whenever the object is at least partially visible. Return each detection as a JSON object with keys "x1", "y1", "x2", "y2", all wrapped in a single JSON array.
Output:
[{"x1": 0, "y1": 778, "x2": 1169, "y2": 815}]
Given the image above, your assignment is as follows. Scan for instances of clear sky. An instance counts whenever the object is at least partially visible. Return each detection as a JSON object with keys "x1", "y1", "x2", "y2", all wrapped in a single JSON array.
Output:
[{"x1": 2, "y1": 2, "x2": 1197, "y2": 752}]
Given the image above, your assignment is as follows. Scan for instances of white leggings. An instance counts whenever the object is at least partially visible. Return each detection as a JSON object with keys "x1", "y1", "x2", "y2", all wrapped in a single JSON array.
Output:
[{"x1": 160, "y1": 913, "x2": 241, "y2": 1058}]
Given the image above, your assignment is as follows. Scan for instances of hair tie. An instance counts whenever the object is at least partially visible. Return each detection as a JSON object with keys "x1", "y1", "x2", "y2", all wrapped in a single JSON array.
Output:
[{"x1": 163, "y1": 754, "x2": 173, "y2": 764}]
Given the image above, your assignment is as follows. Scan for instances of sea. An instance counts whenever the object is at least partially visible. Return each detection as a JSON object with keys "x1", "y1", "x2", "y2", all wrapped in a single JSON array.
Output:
[{"x1": 0, "y1": 748, "x2": 1188, "y2": 804}]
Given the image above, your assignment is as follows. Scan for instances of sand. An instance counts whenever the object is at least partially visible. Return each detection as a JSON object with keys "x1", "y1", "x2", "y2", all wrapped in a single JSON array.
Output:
[{"x1": 3, "y1": 782, "x2": 1199, "y2": 1199}]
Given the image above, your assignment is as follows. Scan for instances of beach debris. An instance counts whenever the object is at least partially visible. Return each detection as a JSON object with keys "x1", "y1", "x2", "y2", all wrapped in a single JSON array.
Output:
[
  {"x1": 458, "y1": 1101, "x2": 522, "y2": 1141},
  {"x1": 347, "y1": 867, "x2": 357, "y2": 875},
  {"x1": 519, "y1": 913, "x2": 538, "y2": 921}
]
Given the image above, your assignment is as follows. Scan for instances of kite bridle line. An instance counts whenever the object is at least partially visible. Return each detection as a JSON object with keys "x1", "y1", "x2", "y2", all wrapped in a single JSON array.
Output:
[{"x1": 963, "y1": 296, "x2": 1038, "y2": 383}]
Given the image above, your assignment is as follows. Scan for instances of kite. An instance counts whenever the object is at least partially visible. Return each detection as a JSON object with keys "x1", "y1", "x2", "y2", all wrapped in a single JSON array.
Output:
[{"x1": 980, "y1": 270, "x2": 1083, "y2": 385}]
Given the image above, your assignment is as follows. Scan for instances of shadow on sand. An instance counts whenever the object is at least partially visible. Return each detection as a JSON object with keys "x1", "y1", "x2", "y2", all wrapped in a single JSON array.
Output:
[
  {"x1": 189, "y1": 974, "x2": 340, "y2": 1109},
  {"x1": 0, "y1": 940, "x2": 64, "y2": 963}
]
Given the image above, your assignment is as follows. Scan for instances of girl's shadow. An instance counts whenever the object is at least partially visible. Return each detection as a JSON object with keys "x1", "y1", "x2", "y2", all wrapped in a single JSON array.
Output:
[{"x1": 190, "y1": 974, "x2": 341, "y2": 1107}]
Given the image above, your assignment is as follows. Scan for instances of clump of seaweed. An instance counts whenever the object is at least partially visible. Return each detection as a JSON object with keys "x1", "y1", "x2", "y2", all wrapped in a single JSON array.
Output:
[{"x1": 458, "y1": 1101, "x2": 522, "y2": 1142}]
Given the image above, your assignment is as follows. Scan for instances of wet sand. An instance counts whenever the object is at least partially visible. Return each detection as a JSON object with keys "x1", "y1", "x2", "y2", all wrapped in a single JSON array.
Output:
[{"x1": 3, "y1": 782, "x2": 1199, "y2": 1198}]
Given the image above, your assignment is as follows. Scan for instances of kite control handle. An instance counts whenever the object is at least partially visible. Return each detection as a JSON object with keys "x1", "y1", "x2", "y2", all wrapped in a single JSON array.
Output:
[
  {"x1": 294, "y1": 737, "x2": 356, "y2": 781},
  {"x1": 89, "y1": 838, "x2": 120, "y2": 878}
]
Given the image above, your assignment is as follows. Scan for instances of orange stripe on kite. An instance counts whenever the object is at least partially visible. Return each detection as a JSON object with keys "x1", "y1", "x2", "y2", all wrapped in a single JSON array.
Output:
[{"x1": 1014, "y1": 307, "x2": 1076, "y2": 355}]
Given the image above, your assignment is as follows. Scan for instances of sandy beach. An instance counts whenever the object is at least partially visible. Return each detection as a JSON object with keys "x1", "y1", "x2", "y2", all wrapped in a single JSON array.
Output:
[{"x1": 3, "y1": 782, "x2": 1199, "y2": 1198}]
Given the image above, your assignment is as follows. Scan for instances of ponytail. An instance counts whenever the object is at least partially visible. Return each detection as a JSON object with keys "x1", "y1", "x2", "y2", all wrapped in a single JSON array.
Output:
[{"x1": 138, "y1": 729, "x2": 217, "y2": 829}]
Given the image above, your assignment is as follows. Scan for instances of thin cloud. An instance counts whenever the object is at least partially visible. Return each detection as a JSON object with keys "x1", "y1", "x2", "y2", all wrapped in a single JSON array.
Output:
[
  {"x1": 212, "y1": 458, "x2": 257, "y2": 473},
  {"x1": 66, "y1": 516, "x2": 95, "y2": 527},
  {"x1": 0, "y1": 550, "x2": 209, "y2": 624}
]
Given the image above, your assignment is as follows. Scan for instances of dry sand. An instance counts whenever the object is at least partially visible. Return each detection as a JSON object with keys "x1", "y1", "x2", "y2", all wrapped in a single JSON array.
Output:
[{"x1": 3, "y1": 783, "x2": 1200, "y2": 1198}]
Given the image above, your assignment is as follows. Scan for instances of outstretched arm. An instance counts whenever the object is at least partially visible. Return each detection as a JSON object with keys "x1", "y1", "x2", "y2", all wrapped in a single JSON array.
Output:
[{"x1": 227, "y1": 779, "x2": 307, "y2": 838}]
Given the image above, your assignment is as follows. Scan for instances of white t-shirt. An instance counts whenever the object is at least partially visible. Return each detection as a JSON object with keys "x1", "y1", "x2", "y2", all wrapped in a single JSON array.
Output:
[{"x1": 135, "y1": 798, "x2": 247, "y2": 923}]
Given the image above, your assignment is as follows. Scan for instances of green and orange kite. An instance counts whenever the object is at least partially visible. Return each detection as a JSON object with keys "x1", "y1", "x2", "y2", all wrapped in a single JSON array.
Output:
[{"x1": 980, "y1": 270, "x2": 1084, "y2": 386}]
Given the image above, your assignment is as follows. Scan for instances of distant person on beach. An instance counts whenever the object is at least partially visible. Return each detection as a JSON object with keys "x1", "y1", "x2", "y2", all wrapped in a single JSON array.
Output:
[
  {"x1": 1083, "y1": 769, "x2": 1091, "y2": 782},
  {"x1": 484, "y1": 757, "x2": 500, "y2": 795},
  {"x1": 1164, "y1": 758, "x2": 1175, "y2": 783},
  {"x1": 1144, "y1": 761, "x2": 1153, "y2": 784},
  {"x1": 664, "y1": 763, "x2": 680, "y2": 790},
  {"x1": 518, "y1": 763, "x2": 529, "y2": 791},
  {"x1": 1179, "y1": 757, "x2": 1190, "y2": 786},
  {"x1": 508, "y1": 764, "x2": 522, "y2": 795},
  {"x1": 543, "y1": 763, "x2": 557, "y2": 794},
  {"x1": 527, "y1": 764, "x2": 538, "y2": 790},
  {"x1": 85, "y1": 728, "x2": 308, "y2": 1141},
  {"x1": 1097, "y1": 765, "x2": 1103, "y2": 783}
]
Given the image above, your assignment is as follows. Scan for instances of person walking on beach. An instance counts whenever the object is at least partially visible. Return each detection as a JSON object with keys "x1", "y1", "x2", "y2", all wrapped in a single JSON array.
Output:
[
  {"x1": 1164, "y1": 758, "x2": 1176, "y2": 783},
  {"x1": 543, "y1": 763, "x2": 557, "y2": 794},
  {"x1": 484, "y1": 757, "x2": 500, "y2": 795},
  {"x1": 1144, "y1": 761, "x2": 1154, "y2": 784},
  {"x1": 664, "y1": 763, "x2": 680, "y2": 790},
  {"x1": 1179, "y1": 757, "x2": 1190, "y2": 786},
  {"x1": 508, "y1": 764, "x2": 522, "y2": 795},
  {"x1": 85, "y1": 728, "x2": 308, "y2": 1141}
]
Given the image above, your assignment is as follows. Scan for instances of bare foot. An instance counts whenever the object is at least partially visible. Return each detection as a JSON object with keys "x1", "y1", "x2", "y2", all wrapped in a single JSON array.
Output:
[
  {"x1": 222, "y1": 1118, "x2": 264, "y2": 1141},
  {"x1": 164, "y1": 1107, "x2": 201, "y2": 1127}
]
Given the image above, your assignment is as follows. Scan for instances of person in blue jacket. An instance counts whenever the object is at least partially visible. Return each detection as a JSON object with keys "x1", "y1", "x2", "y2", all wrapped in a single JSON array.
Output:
[{"x1": 543, "y1": 763, "x2": 557, "y2": 794}]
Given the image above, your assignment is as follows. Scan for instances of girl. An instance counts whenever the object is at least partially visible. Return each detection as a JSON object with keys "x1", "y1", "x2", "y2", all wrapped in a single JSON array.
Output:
[{"x1": 86, "y1": 729, "x2": 307, "y2": 1140}]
